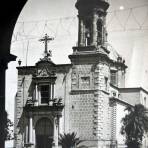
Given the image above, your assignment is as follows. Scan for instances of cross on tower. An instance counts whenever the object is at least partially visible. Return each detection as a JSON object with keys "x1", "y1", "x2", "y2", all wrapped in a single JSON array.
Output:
[{"x1": 39, "y1": 34, "x2": 54, "y2": 58}]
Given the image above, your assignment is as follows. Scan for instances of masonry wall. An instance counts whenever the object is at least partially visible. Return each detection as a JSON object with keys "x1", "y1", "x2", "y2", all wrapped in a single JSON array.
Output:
[
  {"x1": 68, "y1": 61, "x2": 112, "y2": 147},
  {"x1": 140, "y1": 90, "x2": 148, "y2": 108},
  {"x1": 120, "y1": 90, "x2": 140, "y2": 105},
  {"x1": 69, "y1": 92, "x2": 94, "y2": 139},
  {"x1": 116, "y1": 103, "x2": 126, "y2": 146},
  {"x1": 94, "y1": 62, "x2": 111, "y2": 147},
  {"x1": 117, "y1": 70, "x2": 125, "y2": 88},
  {"x1": 14, "y1": 65, "x2": 72, "y2": 147},
  {"x1": 14, "y1": 73, "x2": 33, "y2": 147},
  {"x1": 53, "y1": 68, "x2": 72, "y2": 134},
  {"x1": 69, "y1": 64, "x2": 95, "y2": 143}
]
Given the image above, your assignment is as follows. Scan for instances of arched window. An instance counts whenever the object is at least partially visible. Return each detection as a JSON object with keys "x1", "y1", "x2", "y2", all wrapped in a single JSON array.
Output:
[
  {"x1": 97, "y1": 20, "x2": 103, "y2": 45},
  {"x1": 84, "y1": 19, "x2": 92, "y2": 46}
]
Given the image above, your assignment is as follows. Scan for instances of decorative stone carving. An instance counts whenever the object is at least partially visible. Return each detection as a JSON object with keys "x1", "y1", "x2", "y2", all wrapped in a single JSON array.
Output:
[
  {"x1": 37, "y1": 66, "x2": 54, "y2": 77},
  {"x1": 80, "y1": 76, "x2": 90, "y2": 89},
  {"x1": 71, "y1": 72, "x2": 78, "y2": 90},
  {"x1": 38, "y1": 68, "x2": 49, "y2": 77}
]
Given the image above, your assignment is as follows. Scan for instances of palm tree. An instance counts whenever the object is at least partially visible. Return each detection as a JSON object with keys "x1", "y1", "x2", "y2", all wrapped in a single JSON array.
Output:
[
  {"x1": 59, "y1": 132, "x2": 82, "y2": 148},
  {"x1": 121, "y1": 104, "x2": 148, "y2": 148}
]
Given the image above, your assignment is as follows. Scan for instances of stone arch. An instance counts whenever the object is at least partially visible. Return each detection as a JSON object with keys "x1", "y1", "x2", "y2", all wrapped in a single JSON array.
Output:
[
  {"x1": 35, "y1": 117, "x2": 53, "y2": 148},
  {"x1": 0, "y1": 1, "x2": 27, "y2": 147},
  {"x1": 34, "y1": 114, "x2": 53, "y2": 128}
]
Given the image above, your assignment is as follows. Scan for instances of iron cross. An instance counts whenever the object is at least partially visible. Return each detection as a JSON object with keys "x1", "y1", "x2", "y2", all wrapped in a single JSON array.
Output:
[{"x1": 39, "y1": 34, "x2": 54, "y2": 57}]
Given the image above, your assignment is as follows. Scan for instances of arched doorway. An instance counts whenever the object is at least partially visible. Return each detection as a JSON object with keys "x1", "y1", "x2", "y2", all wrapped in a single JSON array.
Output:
[{"x1": 35, "y1": 117, "x2": 53, "y2": 148}]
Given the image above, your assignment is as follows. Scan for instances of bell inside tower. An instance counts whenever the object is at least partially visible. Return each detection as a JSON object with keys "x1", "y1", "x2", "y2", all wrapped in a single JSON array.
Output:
[{"x1": 84, "y1": 18, "x2": 92, "y2": 46}]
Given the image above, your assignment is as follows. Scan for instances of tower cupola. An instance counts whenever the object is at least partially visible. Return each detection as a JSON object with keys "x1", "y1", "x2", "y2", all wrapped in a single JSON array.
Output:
[{"x1": 76, "y1": 0, "x2": 109, "y2": 47}]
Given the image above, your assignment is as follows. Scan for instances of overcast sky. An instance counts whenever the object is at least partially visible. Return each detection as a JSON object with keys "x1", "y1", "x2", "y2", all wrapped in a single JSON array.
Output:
[{"x1": 5, "y1": 0, "x2": 148, "y2": 146}]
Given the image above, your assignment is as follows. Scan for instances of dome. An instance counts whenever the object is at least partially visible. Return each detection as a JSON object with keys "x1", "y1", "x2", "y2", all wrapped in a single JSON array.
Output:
[{"x1": 75, "y1": 0, "x2": 109, "y2": 10}]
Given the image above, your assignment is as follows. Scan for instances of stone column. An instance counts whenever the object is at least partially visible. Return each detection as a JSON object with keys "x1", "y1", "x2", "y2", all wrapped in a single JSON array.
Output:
[
  {"x1": 28, "y1": 114, "x2": 33, "y2": 146},
  {"x1": 50, "y1": 84, "x2": 52, "y2": 101},
  {"x1": 38, "y1": 86, "x2": 41, "y2": 105},
  {"x1": 92, "y1": 12, "x2": 98, "y2": 46},
  {"x1": 103, "y1": 18, "x2": 107, "y2": 45},
  {"x1": 52, "y1": 84, "x2": 54, "y2": 99},
  {"x1": 35, "y1": 83, "x2": 38, "y2": 106},
  {"x1": 25, "y1": 124, "x2": 29, "y2": 144},
  {"x1": 78, "y1": 15, "x2": 84, "y2": 46},
  {"x1": 24, "y1": 116, "x2": 35, "y2": 148},
  {"x1": 32, "y1": 128, "x2": 36, "y2": 147},
  {"x1": 53, "y1": 116, "x2": 59, "y2": 148}
]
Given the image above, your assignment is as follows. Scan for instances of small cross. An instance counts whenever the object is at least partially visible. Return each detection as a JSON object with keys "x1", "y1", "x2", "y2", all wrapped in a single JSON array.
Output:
[{"x1": 39, "y1": 34, "x2": 54, "y2": 57}]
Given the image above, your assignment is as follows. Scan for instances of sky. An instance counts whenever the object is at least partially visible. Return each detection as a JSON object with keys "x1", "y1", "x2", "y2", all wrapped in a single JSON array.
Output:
[{"x1": 5, "y1": 0, "x2": 148, "y2": 147}]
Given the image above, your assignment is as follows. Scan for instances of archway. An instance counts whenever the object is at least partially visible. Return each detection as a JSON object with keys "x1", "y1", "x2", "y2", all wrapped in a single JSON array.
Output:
[
  {"x1": 35, "y1": 117, "x2": 53, "y2": 148},
  {"x1": 0, "y1": 1, "x2": 27, "y2": 147}
]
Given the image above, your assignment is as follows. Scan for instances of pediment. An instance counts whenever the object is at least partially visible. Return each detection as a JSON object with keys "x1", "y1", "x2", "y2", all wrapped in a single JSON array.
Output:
[{"x1": 37, "y1": 67, "x2": 54, "y2": 77}]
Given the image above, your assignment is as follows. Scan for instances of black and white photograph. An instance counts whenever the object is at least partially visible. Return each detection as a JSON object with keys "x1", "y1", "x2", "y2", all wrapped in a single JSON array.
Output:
[{"x1": 1, "y1": 0, "x2": 148, "y2": 148}]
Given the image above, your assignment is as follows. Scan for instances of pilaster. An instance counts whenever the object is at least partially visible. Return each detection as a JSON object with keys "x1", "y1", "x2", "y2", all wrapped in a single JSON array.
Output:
[
  {"x1": 110, "y1": 99, "x2": 117, "y2": 148},
  {"x1": 92, "y1": 12, "x2": 98, "y2": 46},
  {"x1": 78, "y1": 15, "x2": 85, "y2": 47},
  {"x1": 24, "y1": 114, "x2": 34, "y2": 148},
  {"x1": 52, "y1": 113, "x2": 60, "y2": 148}
]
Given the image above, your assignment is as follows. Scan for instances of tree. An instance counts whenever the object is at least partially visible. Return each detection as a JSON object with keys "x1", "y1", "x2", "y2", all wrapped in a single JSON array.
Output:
[
  {"x1": 4, "y1": 111, "x2": 13, "y2": 141},
  {"x1": 121, "y1": 104, "x2": 148, "y2": 148},
  {"x1": 59, "y1": 132, "x2": 82, "y2": 148}
]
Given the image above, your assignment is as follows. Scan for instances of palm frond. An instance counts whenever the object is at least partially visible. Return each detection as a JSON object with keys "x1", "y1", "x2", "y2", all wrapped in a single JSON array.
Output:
[
  {"x1": 121, "y1": 104, "x2": 148, "y2": 147},
  {"x1": 59, "y1": 132, "x2": 83, "y2": 148}
]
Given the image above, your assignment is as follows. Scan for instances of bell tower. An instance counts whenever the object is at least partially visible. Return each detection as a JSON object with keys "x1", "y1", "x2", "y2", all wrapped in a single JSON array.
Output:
[
  {"x1": 68, "y1": 0, "x2": 112, "y2": 147},
  {"x1": 76, "y1": 0, "x2": 109, "y2": 49}
]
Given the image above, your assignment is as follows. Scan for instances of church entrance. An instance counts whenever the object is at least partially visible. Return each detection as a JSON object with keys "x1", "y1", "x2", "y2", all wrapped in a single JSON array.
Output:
[{"x1": 35, "y1": 118, "x2": 53, "y2": 148}]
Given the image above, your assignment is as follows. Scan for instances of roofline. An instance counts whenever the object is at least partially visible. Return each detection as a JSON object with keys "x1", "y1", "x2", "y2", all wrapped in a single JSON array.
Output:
[
  {"x1": 110, "y1": 59, "x2": 128, "y2": 69},
  {"x1": 55, "y1": 64, "x2": 72, "y2": 67},
  {"x1": 16, "y1": 66, "x2": 35, "y2": 69},
  {"x1": 110, "y1": 83, "x2": 119, "y2": 90},
  {"x1": 110, "y1": 97, "x2": 133, "y2": 107},
  {"x1": 119, "y1": 87, "x2": 148, "y2": 94},
  {"x1": 16, "y1": 63, "x2": 72, "y2": 69}
]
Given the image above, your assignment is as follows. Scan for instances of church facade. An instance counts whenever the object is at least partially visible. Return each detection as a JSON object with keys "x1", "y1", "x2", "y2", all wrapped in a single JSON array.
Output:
[{"x1": 14, "y1": 0, "x2": 148, "y2": 148}]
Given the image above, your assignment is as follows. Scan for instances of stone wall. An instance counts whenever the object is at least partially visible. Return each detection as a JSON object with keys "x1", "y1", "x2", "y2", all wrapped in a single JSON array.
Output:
[
  {"x1": 54, "y1": 69, "x2": 72, "y2": 134},
  {"x1": 69, "y1": 61, "x2": 112, "y2": 147},
  {"x1": 116, "y1": 103, "x2": 126, "y2": 146},
  {"x1": 69, "y1": 91, "x2": 94, "y2": 139},
  {"x1": 14, "y1": 74, "x2": 33, "y2": 147},
  {"x1": 14, "y1": 65, "x2": 71, "y2": 147},
  {"x1": 69, "y1": 64, "x2": 95, "y2": 142},
  {"x1": 120, "y1": 89, "x2": 140, "y2": 106},
  {"x1": 140, "y1": 90, "x2": 148, "y2": 108},
  {"x1": 93, "y1": 62, "x2": 111, "y2": 145}
]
